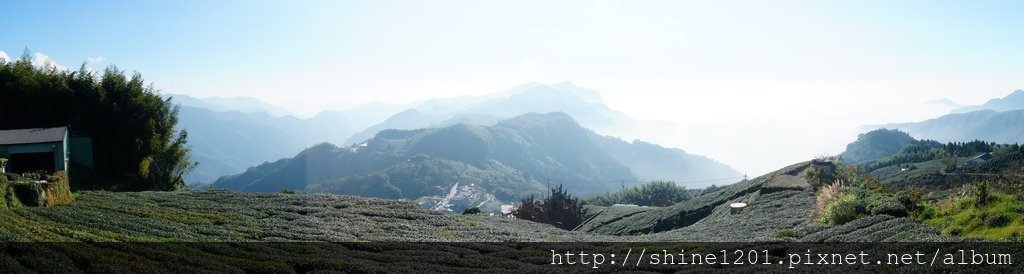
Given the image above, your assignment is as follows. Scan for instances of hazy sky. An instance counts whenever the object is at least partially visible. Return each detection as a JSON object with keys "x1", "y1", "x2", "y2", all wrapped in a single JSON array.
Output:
[{"x1": 3, "y1": 0, "x2": 1023, "y2": 176}]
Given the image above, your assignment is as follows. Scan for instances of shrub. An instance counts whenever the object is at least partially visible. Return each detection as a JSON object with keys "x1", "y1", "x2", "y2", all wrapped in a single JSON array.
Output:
[
  {"x1": 42, "y1": 171, "x2": 74, "y2": 206},
  {"x1": 984, "y1": 214, "x2": 1011, "y2": 227},
  {"x1": 513, "y1": 185, "x2": 586, "y2": 230},
  {"x1": 6, "y1": 191, "x2": 22, "y2": 208},
  {"x1": 585, "y1": 181, "x2": 691, "y2": 206},
  {"x1": 867, "y1": 200, "x2": 907, "y2": 217},
  {"x1": 819, "y1": 193, "x2": 859, "y2": 225},
  {"x1": 701, "y1": 184, "x2": 719, "y2": 195},
  {"x1": 776, "y1": 229, "x2": 795, "y2": 238},
  {"x1": 816, "y1": 180, "x2": 866, "y2": 225},
  {"x1": 808, "y1": 157, "x2": 843, "y2": 185},
  {"x1": 895, "y1": 188, "x2": 924, "y2": 213},
  {"x1": 4, "y1": 175, "x2": 22, "y2": 208},
  {"x1": 1011, "y1": 232, "x2": 1024, "y2": 242},
  {"x1": 0, "y1": 174, "x2": 7, "y2": 209},
  {"x1": 12, "y1": 182, "x2": 44, "y2": 207},
  {"x1": 814, "y1": 180, "x2": 846, "y2": 219},
  {"x1": 855, "y1": 189, "x2": 907, "y2": 217},
  {"x1": 975, "y1": 181, "x2": 990, "y2": 207},
  {"x1": 462, "y1": 207, "x2": 482, "y2": 215}
]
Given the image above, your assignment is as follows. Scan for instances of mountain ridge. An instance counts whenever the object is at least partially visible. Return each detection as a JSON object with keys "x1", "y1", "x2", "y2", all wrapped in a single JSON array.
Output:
[
  {"x1": 951, "y1": 89, "x2": 1024, "y2": 113},
  {"x1": 869, "y1": 109, "x2": 1024, "y2": 144},
  {"x1": 212, "y1": 112, "x2": 740, "y2": 204}
]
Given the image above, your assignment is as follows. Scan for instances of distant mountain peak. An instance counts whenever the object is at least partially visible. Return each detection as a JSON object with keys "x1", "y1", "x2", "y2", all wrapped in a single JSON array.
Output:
[
  {"x1": 496, "y1": 112, "x2": 581, "y2": 130},
  {"x1": 926, "y1": 98, "x2": 961, "y2": 108},
  {"x1": 840, "y1": 128, "x2": 919, "y2": 164},
  {"x1": 1008, "y1": 89, "x2": 1024, "y2": 98},
  {"x1": 951, "y1": 89, "x2": 1024, "y2": 113},
  {"x1": 213, "y1": 109, "x2": 739, "y2": 196},
  {"x1": 166, "y1": 93, "x2": 297, "y2": 117}
]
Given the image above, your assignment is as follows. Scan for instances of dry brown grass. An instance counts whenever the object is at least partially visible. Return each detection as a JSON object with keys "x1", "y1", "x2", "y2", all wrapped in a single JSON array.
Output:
[
  {"x1": 811, "y1": 179, "x2": 846, "y2": 220},
  {"x1": 43, "y1": 171, "x2": 74, "y2": 206}
]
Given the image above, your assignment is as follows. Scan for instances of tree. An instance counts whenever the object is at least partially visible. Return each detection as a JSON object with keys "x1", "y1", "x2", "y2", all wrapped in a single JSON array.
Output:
[
  {"x1": 513, "y1": 184, "x2": 586, "y2": 230},
  {"x1": 939, "y1": 150, "x2": 957, "y2": 173},
  {"x1": 585, "y1": 181, "x2": 692, "y2": 206},
  {"x1": 0, "y1": 49, "x2": 196, "y2": 190}
]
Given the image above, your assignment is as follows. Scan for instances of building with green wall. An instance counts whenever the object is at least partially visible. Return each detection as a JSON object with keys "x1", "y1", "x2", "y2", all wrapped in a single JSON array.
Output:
[{"x1": 0, "y1": 127, "x2": 69, "y2": 174}]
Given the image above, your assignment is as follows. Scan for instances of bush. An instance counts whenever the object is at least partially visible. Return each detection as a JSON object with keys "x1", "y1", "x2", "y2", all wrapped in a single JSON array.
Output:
[
  {"x1": 12, "y1": 182, "x2": 44, "y2": 207},
  {"x1": 585, "y1": 181, "x2": 691, "y2": 206},
  {"x1": 895, "y1": 189, "x2": 924, "y2": 212},
  {"x1": 983, "y1": 213, "x2": 1011, "y2": 227},
  {"x1": 42, "y1": 171, "x2": 74, "y2": 206},
  {"x1": 814, "y1": 180, "x2": 845, "y2": 219},
  {"x1": 461, "y1": 207, "x2": 482, "y2": 215},
  {"x1": 4, "y1": 176, "x2": 22, "y2": 208},
  {"x1": 513, "y1": 185, "x2": 586, "y2": 230},
  {"x1": 0, "y1": 174, "x2": 7, "y2": 209},
  {"x1": 867, "y1": 200, "x2": 907, "y2": 217},
  {"x1": 776, "y1": 229, "x2": 795, "y2": 238},
  {"x1": 819, "y1": 193, "x2": 859, "y2": 226},
  {"x1": 975, "y1": 181, "x2": 990, "y2": 207},
  {"x1": 855, "y1": 188, "x2": 907, "y2": 217},
  {"x1": 701, "y1": 184, "x2": 719, "y2": 195},
  {"x1": 2, "y1": 172, "x2": 74, "y2": 207}
]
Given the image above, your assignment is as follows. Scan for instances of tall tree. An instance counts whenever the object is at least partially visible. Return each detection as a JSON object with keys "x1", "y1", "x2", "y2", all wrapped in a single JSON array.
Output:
[{"x1": 0, "y1": 49, "x2": 195, "y2": 190}]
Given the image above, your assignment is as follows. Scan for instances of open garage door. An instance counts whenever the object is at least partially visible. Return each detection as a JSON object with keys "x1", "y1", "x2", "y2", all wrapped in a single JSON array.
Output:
[{"x1": 9, "y1": 152, "x2": 55, "y2": 174}]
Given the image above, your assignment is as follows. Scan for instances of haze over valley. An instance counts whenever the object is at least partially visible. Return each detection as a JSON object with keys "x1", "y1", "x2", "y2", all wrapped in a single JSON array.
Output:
[{"x1": 6, "y1": 3, "x2": 1024, "y2": 268}]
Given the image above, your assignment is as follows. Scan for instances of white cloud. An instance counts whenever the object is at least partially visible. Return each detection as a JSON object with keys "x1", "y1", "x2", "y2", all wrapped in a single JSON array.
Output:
[
  {"x1": 0, "y1": 51, "x2": 9, "y2": 63},
  {"x1": 31, "y1": 52, "x2": 70, "y2": 71},
  {"x1": 86, "y1": 56, "x2": 106, "y2": 64}
]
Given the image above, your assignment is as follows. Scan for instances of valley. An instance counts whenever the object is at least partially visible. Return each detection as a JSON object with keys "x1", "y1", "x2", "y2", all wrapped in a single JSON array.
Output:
[{"x1": 5, "y1": 3, "x2": 1024, "y2": 271}]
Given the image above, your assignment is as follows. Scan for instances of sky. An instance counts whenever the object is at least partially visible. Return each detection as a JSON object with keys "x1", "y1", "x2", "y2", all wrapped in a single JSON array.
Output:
[{"x1": 3, "y1": 0, "x2": 1024, "y2": 176}]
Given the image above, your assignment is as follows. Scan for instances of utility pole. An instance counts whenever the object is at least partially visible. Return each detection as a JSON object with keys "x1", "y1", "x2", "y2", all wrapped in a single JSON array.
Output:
[
  {"x1": 546, "y1": 179, "x2": 551, "y2": 198},
  {"x1": 621, "y1": 180, "x2": 624, "y2": 191}
]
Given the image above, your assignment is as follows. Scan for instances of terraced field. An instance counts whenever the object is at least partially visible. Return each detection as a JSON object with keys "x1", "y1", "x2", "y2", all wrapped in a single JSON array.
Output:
[
  {"x1": 0, "y1": 162, "x2": 973, "y2": 272},
  {"x1": 0, "y1": 190, "x2": 615, "y2": 242},
  {"x1": 868, "y1": 157, "x2": 975, "y2": 187},
  {"x1": 578, "y1": 162, "x2": 958, "y2": 242},
  {"x1": 0, "y1": 162, "x2": 958, "y2": 243}
]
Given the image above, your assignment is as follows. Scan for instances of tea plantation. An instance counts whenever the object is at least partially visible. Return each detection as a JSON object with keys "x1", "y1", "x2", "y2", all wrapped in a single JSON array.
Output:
[
  {"x1": 0, "y1": 162, "x2": 979, "y2": 272},
  {"x1": 0, "y1": 161, "x2": 958, "y2": 243}
]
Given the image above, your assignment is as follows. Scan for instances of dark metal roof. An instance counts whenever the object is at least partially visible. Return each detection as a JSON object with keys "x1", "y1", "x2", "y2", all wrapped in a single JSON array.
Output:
[{"x1": 0, "y1": 127, "x2": 68, "y2": 145}]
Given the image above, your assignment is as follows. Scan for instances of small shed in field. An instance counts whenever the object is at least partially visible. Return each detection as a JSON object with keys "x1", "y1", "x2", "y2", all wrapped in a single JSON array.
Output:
[{"x1": 0, "y1": 127, "x2": 69, "y2": 174}]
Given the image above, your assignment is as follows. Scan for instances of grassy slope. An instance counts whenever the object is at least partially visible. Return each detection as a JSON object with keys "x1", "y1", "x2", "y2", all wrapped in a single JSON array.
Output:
[
  {"x1": 578, "y1": 162, "x2": 955, "y2": 241},
  {"x1": 868, "y1": 157, "x2": 972, "y2": 187},
  {"x1": 578, "y1": 163, "x2": 802, "y2": 236},
  {"x1": 921, "y1": 192, "x2": 1024, "y2": 240}
]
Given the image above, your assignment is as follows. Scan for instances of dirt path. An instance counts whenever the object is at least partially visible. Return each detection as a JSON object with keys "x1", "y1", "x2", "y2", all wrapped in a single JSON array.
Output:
[{"x1": 767, "y1": 174, "x2": 809, "y2": 189}]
